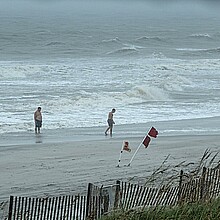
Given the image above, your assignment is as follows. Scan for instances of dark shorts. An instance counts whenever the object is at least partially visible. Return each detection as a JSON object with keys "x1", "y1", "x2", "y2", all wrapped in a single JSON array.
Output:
[
  {"x1": 107, "y1": 119, "x2": 114, "y2": 128},
  {"x1": 35, "y1": 120, "x2": 42, "y2": 128}
]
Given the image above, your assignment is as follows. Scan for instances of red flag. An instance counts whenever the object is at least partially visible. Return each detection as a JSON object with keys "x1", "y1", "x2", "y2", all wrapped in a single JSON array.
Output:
[
  {"x1": 143, "y1": 135, "x2": 151, "y2": 148},
  {"x1": 123, "y1": 141, "x2": 131, "y2": 152},
  {"x1": 148, "y1": 127, "x2": 158, "y2": 138}
]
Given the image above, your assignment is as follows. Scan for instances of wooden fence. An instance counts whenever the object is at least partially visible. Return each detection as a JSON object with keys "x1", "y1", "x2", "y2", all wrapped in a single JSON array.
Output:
[
  {"x1": 8, "y1": 195, "x2": 87, "y2": 220},
  {"x1": 119, "y1": 167, "x2": 220, "y2": 210},
  {"x1": 120, "y1": 182, "x2": 179, "y2": 210},
  {"x1": 7, "y1": 167, "x2": 220, "y2": 219},
  {"x1": 7, "y1": 182, "x2": 120, "y2": 220},
  {"x1": 179, "y1": 167, "x2": 220, "y2": 204}
]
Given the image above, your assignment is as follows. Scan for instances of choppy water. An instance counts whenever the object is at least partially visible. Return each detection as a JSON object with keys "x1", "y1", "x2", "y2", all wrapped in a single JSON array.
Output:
[{"x1": 0, "y1": 0, "x2": 220, "y2": 134}]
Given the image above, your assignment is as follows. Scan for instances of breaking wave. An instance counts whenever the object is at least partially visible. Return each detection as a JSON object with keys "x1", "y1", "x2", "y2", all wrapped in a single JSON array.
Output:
[
  {"x1": 176, "y1": 47, "x2": 220, "y2": 54},
  {"x1": 189, "y1": 33, "x2": 212, "y2": 39},
  {"x1": 126, "y1": 85, "x2": 169, "y2": 101},
  {"x1": 135, "y1": 36, "x2": 163, "y2": 42},
  {"x1": 101, "y1": 37, "x2": 121, "y2": 44},
  {"x1": 106, "y1": 46, "x2": 139, "y2": 55}
]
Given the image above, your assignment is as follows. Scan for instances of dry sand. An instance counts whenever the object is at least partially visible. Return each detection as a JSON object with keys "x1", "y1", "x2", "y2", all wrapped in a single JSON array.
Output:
[{"x1": 0, "y1": 117, "x2": 220, "y2": 218}]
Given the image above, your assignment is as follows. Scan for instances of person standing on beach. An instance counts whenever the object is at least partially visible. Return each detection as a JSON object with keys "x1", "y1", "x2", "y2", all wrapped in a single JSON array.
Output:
[
  {"x1": 105, "y1": 108, "x2": 116, "y2": 137},
  {"x1": 34, "y1": 107, "x2": 42, "y2": 134}
]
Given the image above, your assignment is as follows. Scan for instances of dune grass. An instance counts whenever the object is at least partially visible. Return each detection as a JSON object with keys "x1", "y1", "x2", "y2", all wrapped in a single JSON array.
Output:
[{"x1": 100, "y1": 198, "x2": 220, "y2": 220}]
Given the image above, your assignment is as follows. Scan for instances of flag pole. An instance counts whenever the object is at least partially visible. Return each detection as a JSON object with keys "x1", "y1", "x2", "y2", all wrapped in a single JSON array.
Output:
[
  {"x1": 116, "y1": 141, "x2": 124, "y2": 167},
  {"x1": 127, "y1": 136, "x2": 146, "y2": 167}
]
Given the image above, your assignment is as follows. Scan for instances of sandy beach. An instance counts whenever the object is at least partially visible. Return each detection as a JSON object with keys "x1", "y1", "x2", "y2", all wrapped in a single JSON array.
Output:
[
  {"x1": 1, "y1": 117, "x2": 220, "y2": 218},
  {"x1": 1, "y1": 2, "x2": 220, "y2": 219}
]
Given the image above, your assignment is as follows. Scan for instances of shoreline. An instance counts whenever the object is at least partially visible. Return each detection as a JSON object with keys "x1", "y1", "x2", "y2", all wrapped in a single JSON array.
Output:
[{"x1": 1, "y1": 116, "x2": 220, "y2": 147}]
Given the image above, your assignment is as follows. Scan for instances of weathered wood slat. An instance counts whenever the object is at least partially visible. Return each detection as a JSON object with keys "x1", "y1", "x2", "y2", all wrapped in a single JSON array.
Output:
[
  {"x1": 125, "y1": 183, "x2": 132, "y2": 210},
  {"x1": 79, "y1": 196, "x2": 83, "y2": 219},
  {"x1": 63, "y1": 195, "x2": 68, "y2": 219},
  {"x1": 210, "y1": 170, "x2": 216, "y2": 197},
  {"x1": 46, "y1": 198, "x2": 51, "y2": 220},
  {"x1": 124, "y1": 182, "x2": 131, "y2": 210},
  {"x1": 66, "y1": 195, "x2": 71, "y2": 219},
  {"x1": 141, "y1": 187, "x2": 151, "y2": 207},
  {"x1": 129, "y1": 184, "x2": 137, "y2": 209},
  {"x1": 135, "y1": 185, "x2": 144, "y2": 207},
  {"x1": 214, "y1": 169, "x2": 220, "y2": 196},
  {"x1": 211, "y1": 169, "x2": 219, "y2": 197},
  {"x1": 30, "y1": 197, "x2": 34, "y2": 220},
  {"x1": 171, "y1": 187, "x2": 179, "y2": 206},
  {"x1": 121, "y1": 181, "x2": 127, "y2": 209},
  {"x1": 120, "y1": 181, "x2": 126, "y2": 207},
  {"x1": 68, "y1": 196, "x2": 73, "y2": 219},
  {"x1": 165, "y1": 187, "x2": 177, "y2": 206},
  {"x1": 27, "y1": 197, "x2": 31, "y2": 220},
  {"x1": 155, "y1": 187, "x2": 165, "y2": 206},
  {"x1": 139, "y1": 186, "x2": 148, "y2": 207},
  {"x1": 77, "y1": 195, "x2": 81, "y2": 220},
  {"x1": 143, "y1": 187, "x2": 153, "y2": 207},
  {"x1": 164, "y1": 187, "x2": 173, "y2": 206}
]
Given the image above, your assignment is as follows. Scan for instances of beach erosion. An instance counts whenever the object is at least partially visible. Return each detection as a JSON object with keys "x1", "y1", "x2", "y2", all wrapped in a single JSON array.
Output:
[{"x1": 1, "y1": 116, "x2": 220, "y2": 207}]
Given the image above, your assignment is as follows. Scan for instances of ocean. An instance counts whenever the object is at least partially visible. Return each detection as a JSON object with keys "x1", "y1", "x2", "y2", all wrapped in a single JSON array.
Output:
[{"x1": 0, "y1": 0, "x2": 220, "y2": 135}]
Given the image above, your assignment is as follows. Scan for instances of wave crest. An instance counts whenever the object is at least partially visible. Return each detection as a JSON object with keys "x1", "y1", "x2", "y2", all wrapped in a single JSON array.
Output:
[
  {"x1": 106, "y1": 45, "x2": 141, "y2": 55},
  {"x1": 101, "y1": 37, "x2": 120, "y2": 43},
  {"x1": 176, "y1": 47, "x2": 220, "y2": 54},
  {"x1": 127, "y1": 85, "x2": 169, "y2": 101},
  {"x1": 135, "y1": 36, "x2": 163, "y2": 42},
  {"x1": 45, "y1": 41, "x2": 65, "y2": 46},
  {"x1": 189, "y1": 33, "x2": 212, "y2": 39}
]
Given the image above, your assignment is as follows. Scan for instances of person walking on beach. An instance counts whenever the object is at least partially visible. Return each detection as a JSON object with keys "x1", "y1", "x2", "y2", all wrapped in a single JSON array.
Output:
[
  {"x1": 34, "y1": 107, "x2": 42, "y2": 134},
  {"x1": 105, "y1": 108, "x2": 116, "y2": 137}
]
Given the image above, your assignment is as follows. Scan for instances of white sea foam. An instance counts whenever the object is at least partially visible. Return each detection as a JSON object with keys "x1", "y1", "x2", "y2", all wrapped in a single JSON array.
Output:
[
  {"x1": 189, "y1": 33, "x2": 212, "y2": 39},
  {"x1": 176, "y1": 47, "x2": 220, "y2": 54},
  {"x1": 126, "y1": 85, "x2": 169, "y2": 101},
  {"x1": 106, "y1": 46, "x2": 140, "y2": 55},
  {"x1": 0, "y1": 58, "x2": 220, "y2": 134},
  {"x1": 176, "y1": 48, "x2": 207, "y2": 52},
  {"x1": 135, "y1": 36, "x2": 163, "y2": 42},
  {"x1": 101, "y1": 37, "x2": 121, "y2": 43}
]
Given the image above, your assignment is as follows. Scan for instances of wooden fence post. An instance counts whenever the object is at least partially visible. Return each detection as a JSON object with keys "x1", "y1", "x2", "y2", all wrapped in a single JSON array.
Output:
[
  {"x1": 178, "y1": 170, "x2": 184, "y2": 205},
  {"x1": 86, "y1": 183, "x2": 92, "y2": 219},
  {"x1": 114, "y1": 180, "x2": 120, "y2": 209},
  {"x1": 200, "y1": 167, "x2": 207, "y2": 201}
]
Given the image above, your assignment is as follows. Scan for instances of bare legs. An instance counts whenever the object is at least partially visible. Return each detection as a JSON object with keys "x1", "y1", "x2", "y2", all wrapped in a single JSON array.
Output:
[
  {"x1": 105, "y1": 126, "x2": 113, "y2": 137},
  {"x1": 35, "y1": 126, "x2": 40, "y2": 134}
]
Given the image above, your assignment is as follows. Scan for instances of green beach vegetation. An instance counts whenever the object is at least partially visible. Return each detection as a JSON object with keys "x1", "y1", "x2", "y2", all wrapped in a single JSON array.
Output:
[
  {"x1": 100, "y1": 198, "x2": 220, "y2": 220},
  {"x1": 100, "y1": 149, "x2": 220, "y2": 220}
]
